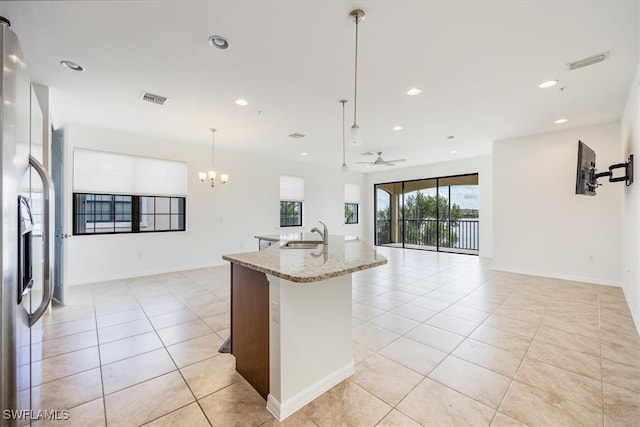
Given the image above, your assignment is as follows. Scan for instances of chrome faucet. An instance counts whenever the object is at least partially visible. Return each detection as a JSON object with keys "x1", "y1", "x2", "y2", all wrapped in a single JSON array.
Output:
[{"x1": 310, "y1": 221, "x2": 328, "y2": 245}]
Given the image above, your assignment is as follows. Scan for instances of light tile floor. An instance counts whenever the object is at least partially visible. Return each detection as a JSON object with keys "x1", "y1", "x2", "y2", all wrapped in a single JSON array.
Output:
[{"x1": 33, "y1": 248, "x2": 640, "y2": 426}]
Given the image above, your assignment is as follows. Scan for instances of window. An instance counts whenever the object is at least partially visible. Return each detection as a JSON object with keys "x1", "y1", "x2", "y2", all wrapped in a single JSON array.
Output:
[
  {"x1": 280, "y1": 201, "x2": 302, "y2": 227},
  {"x1": 140, "y1": 196, "x2": 186, "y2": 232},
  {"x1": 73, "y1": 193, "x2": 186, "y2": 235},
  {"x1": 345, "y1": 183, "x2": 361, "y2": 225},
  {"x1": 374, "y1": 173, "x2": 479, "y2": 254},
  {"x1": 280, "y1": 175, "x2": 304, "y2": 227},
  {"x1": 72, "y1": 149, "x2": 188, "y2": 236},
  {"x1": 83, "y1": 194, "x2": 132, "y2": 223},
  {"x1": 345, "y1": 203, "x2": 359, "y2": 224}
]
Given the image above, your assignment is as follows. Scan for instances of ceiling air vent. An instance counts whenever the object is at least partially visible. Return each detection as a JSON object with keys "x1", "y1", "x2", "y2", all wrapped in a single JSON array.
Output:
[
  {"x1": 288, "y1": 133, "x2": 305, "y2": 139},
  {"x1": 141, "y1": 91, "x2": 168, "y2": 105},
  {"x1": 568, "y1": 51, "x2": 609, "y2": 71}
]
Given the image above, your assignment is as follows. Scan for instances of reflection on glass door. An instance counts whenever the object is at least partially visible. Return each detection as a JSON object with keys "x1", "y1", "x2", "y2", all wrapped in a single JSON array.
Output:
[
  {"x1": 375, "y1": 183, "x2": 402, "y2": 246},
  {"x1": 402, "y1": 179, "x2": 437, "y2": 249},
  {"x1": 438, "y1": 175, "x2": 479, "y2": 253},
  {"x1": 375, "y1": 187, "x2": 391, "y2": 244},
  {"x1": 374, "y1": 174, "x2": 479, "y2": 254}
]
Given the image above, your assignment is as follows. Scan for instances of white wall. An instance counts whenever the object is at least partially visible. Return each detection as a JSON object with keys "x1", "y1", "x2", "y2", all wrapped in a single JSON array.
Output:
[
  {"x1": 493, "y1": 121, "x2": 622, "y2": 286},
  {"x1": 62, "y1": 123, "x2": 367, "y2": 285},
  {"x1": 363, "y1": 155, "x2": 493, "y2": 258},
  {"x1": 621, "y1": 62, "x2": 640, "y2": 330}
]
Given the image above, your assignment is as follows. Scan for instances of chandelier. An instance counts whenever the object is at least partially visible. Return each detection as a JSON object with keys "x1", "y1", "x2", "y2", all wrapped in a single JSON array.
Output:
[{"x1": 199, "y1": 128, "x2": 229, "y2": 187}]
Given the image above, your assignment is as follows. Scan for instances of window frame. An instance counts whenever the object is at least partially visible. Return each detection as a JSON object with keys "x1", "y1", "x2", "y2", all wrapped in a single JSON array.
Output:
[
  {"x1": 73, "y1": 192, "x2": 186, "y2": 235},
  {"x1": 280, "y1": 200, "x2": 303, "y2": 227},
  {"x1": 345, "y1": 202, "x2": 359, "y2": 224}
]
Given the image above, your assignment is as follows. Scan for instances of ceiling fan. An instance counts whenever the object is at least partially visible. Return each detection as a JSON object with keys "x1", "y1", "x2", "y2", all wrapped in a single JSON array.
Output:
[{"x1": 355, "y1": 152, "x2": 406, "y2": 167}]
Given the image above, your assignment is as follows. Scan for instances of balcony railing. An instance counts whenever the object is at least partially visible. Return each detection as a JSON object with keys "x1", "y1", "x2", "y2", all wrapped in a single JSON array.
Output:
[
  {"x1": 376, "y1": 219, "x2": 392, "y2": 244},
  {"x1": 376, "y1": 218, "x2": 479, "y2": 251}
]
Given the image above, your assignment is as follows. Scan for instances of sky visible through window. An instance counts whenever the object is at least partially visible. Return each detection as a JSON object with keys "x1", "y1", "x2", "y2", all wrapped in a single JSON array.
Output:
[
  {"x1": 376, "y1": 185, "x2": 479, "y2": 211},
  {"x1": 449, "y1": 185, "x2": 478, "y2": 210}
]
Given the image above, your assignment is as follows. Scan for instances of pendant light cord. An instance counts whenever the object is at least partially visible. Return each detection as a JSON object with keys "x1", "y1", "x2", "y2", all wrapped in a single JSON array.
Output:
[
  {"x1": 353, "y1": 16, "x2": 359, "y2": 128},
  {"x1": 341, "y1": 100, "x2": 347, "y2": 165},
  {"x1": 210, "y1": 128, "x2": 216, "y2": 169}
]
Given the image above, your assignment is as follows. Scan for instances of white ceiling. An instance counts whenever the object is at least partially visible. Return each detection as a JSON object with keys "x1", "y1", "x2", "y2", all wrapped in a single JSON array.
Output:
[{"x1": 1, "y1": 1, "x2": 638, "y2": 171}]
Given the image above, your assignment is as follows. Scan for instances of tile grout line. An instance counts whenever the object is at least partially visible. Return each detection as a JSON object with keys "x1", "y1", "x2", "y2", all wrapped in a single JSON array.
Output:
[
  {"x1": 40, "y1": 270, "x2": 232, "y2": 426},
  {"x1": 95, "y1": 274, "x2": 193, "y2": 424},
  {"x1": 110, "y1": 270, "x2": 228, "y2": 424},
  {"x1": 353, "y1": 276, "x2": 479, "y2": 425},
  {"x1": 90, "y1": 282, "x2": 109, "y2": 427},
  {"x1": 129, "y1": 273, "x2": 212, "y2": 425},
  {"x1": 166, "y1": 273, "x2": 218, "y2": 427},
  {"x1": 429, "y1": 290, "x2": 517, "y2": 425},
  {"x1": 488, "y1": 289, "x2": 546, "y2": 426},
  {"x1": 361, "y1": 283, "x2": 511, "y2": 425}
]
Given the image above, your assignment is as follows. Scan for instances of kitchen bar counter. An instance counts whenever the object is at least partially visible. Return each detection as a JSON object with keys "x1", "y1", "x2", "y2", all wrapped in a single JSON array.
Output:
[
  {"x1": 223, "y1": 235, "x2": 386, "y2": 283},
  {"x1": 222, "y1": 235, "x2": 386, "y2": 421},
  {"x1": 254, "y1": 233, "x2": 360, "y2": 242}
]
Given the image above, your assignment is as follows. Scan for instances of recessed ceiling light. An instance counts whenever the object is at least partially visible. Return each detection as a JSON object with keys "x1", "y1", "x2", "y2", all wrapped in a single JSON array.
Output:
[
  {"x1": 301, "y1": 152, "x2": 308, "y2": 156},
  {"x1": 392, "y1": 126, "x2": 403, "y2": 131},
  {"x1": 406, "y1": 88, "x2": 422, "y2": 96},
  {"x1": 450, "y1": 150, "x2": 457, "y2": 154},
  {"x1": 554, "y1": 118, "x2": 568, "y2": 124},
  {"x1": 235, "y1": 98, "x2": 248, "y2": 106},
  {"x1": 208, "y1": 35, "x2": 230, "y2": 50},
  {"x1": 60, "y1": 60, "x2": 85, "y2": 71},
  {"x1": 538, "y1": 80, "x2": 558, "y2": 89}
]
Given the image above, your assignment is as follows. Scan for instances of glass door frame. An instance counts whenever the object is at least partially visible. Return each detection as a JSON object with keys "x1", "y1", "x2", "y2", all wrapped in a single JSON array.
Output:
[{"x1": 373, "y1": 172, "x2": 479, "y2": 255}]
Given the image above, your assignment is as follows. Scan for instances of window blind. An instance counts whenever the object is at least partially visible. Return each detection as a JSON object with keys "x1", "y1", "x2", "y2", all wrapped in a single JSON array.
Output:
[
  {"x1": 73, "y1": 149, "x2": 188, "y2": 196},
  {"x1": 345, "y1": 183, "x2": 361, "y2": 203},
  {"x1": 280, "y1": 175, "x2": 304, "y2": 201}
]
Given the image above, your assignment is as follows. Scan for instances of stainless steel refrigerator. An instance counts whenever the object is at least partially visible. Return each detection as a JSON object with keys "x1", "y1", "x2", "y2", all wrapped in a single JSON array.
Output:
[{"x1": 0, "y1": 18, "x2": 54, "y2": 426}]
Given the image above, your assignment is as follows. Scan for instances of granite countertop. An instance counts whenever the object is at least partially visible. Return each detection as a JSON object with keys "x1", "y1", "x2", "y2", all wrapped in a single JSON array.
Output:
[{"x1": 223, "y1": 235, "x2": 387, "y2": 283}]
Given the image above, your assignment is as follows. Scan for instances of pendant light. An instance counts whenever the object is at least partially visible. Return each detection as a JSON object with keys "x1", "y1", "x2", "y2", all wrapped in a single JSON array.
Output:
[
  {"x1": 199, "y1": 128, "x2": 229, "y2": 188},
  {"x1": 340, "y1": 99, "x2": 348, "y2": 171},
  {"x1": 349, "y1": 9, "x2": 365, "y2": 146}
]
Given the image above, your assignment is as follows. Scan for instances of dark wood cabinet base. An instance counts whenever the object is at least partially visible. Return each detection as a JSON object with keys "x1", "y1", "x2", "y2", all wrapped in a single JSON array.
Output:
[{"x1": 230, "y1": 263, "x2": 270, "y2": 400}]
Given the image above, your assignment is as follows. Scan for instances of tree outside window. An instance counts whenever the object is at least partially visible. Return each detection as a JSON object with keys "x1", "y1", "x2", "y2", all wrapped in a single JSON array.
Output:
[
  {"x1": 345, "y1": 203, "x2": 359, "y2": 224},
  {"x1": 280, "y1": 201, "x2": 302, "y2": 227}
]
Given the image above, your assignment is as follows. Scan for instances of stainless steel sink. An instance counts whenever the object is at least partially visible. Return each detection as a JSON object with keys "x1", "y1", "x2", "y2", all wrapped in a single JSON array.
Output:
[{"x1": 280, "y1": 240, "x2": 322, "y2": 249}]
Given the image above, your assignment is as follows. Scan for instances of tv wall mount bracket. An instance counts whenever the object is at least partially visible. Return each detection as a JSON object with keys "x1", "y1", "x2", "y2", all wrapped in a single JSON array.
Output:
[{"x1": 593, "y1": 154, "x2": 634, "y2": 187}]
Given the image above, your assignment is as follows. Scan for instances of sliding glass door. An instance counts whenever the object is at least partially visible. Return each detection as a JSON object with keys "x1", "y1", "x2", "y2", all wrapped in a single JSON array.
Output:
[
  {"x1": 375, "y1": 182, "x2": 402, "y2": 246},
  {"x1": 402, "y1": 179, "x2": 437, "y2": 249},
  {"x1": 374, "y1": 174, "x2": 479, "y2": 254},
  {"x1": 437, "y1": 175, "x2": 479, "y2": 253}
]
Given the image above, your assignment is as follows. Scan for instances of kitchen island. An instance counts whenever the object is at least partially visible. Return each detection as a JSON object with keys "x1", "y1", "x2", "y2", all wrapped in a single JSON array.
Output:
[{"x1": 222, "y1": 235, "x2": 386, "y2": 421}]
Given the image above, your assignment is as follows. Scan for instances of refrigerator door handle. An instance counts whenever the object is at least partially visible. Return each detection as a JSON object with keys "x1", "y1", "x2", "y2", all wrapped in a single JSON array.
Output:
[{"x1": 28, "y1": 154, "x2": 55, "y2": 327}]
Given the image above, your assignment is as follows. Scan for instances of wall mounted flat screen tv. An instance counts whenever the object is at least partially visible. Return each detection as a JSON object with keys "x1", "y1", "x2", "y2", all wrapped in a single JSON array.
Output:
[{"x1": 576, "y1": 140, "x2": 597, "y2": 196}]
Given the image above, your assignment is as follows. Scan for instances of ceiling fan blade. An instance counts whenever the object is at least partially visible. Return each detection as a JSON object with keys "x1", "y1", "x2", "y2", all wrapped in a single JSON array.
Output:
[
  {"x1": 354, "y1": 161, "x2": 373, "y2": 164},
  {"x1": 385, "y1": 159, "x2": 406, "y2": 163},
  {"x1": 385, "y1": 163, "x2": 395, "y2": 166}
]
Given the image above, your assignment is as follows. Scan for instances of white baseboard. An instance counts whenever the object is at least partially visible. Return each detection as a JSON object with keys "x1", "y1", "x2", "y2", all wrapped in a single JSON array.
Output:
[
  {"x1": 266, "y1": 361, "x2": 355, "y2": 422},
  {"x1": 491, "y1": 265, "x2": 622, "y2": 287},
  {"x1": 67, "y1": 260, "x2": 226, "y2": 286}
]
